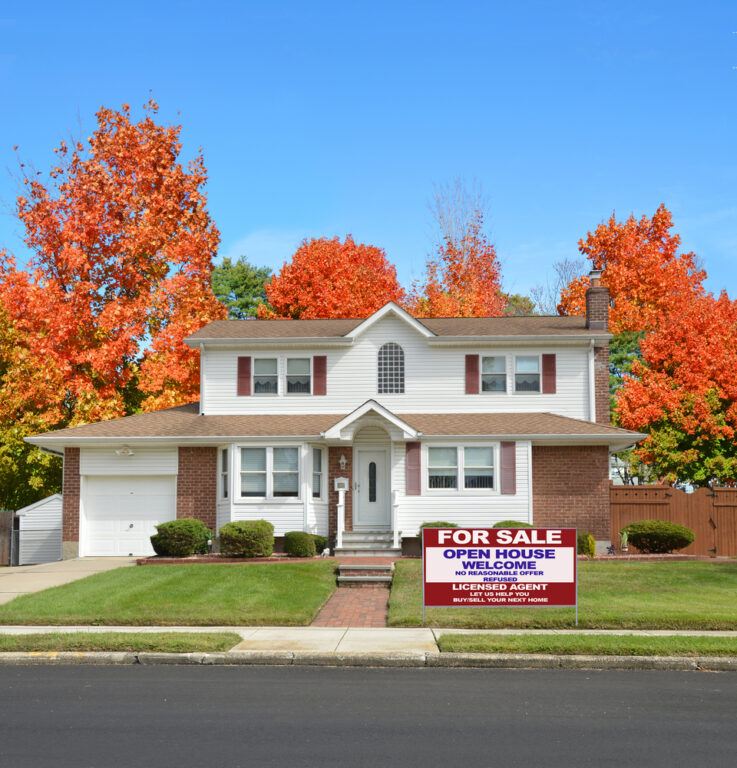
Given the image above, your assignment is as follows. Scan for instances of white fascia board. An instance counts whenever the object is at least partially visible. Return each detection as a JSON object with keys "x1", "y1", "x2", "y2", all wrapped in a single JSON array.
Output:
[
  {"x1": 419, "y1": 433, "x2": 646, "y2": 449},
  {"x1": 24, "y1": 435, "x2": 327, "y2": 449},
  {"x1": 345, "y1": 302, "x2": 435, "y2": 340},
  {"x1": 427, "y1": 334, "x2": 612, "y2": 347},
  {"x1": 184, "y1": 337, "x2": 352, "y2": 349},
  {"x1": 322, "y1": 399, "x2": 420, "y2": 440}
]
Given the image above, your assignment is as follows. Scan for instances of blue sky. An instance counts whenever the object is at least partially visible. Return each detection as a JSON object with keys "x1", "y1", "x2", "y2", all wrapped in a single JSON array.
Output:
[{"x1": 1, "y1": 0, "x2": 736, "y2": 301}]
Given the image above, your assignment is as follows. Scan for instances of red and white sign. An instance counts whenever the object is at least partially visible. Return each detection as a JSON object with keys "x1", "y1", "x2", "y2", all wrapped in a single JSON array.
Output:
[{"x1": 422, "y1": 527, "x2": 577, "y2": 607}]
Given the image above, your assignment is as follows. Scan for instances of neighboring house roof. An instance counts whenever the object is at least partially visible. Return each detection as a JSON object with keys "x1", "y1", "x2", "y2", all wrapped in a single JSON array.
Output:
[
  {"x1": 185, "y1": 311, "x2": 605, "y2": 343},
  {"x1": 25, "y1": 402, "x2": 644, "y2": 449}
]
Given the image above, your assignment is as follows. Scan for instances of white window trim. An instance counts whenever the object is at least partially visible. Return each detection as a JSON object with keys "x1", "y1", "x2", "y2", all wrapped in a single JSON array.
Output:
[
  {"x1": 286, "y1": 356, "x2": 313, "y2": 397},
  {"x1": 235, "y1": 444, "x2": 303, "y2": 503},
  {"x1": 423, "y1": 443, "x2": 499, "y2": 496},
  {"x1": 513, "y1": 353, "x2": 542, "y2": 394}
]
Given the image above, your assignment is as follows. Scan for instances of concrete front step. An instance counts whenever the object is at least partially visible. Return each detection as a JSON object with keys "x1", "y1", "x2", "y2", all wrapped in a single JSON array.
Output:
[
  {"x1": 336, "y1": 562, "x2": 394, "y2": 588},
  {"x1": 334, "y1": 548, "x2": 402, "y2": 558}
]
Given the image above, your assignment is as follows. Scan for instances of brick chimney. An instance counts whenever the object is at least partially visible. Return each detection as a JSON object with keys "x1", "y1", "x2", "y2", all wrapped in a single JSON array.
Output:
[{"x1": 585, "y1": 269, "x2": 609, "y2": 331}]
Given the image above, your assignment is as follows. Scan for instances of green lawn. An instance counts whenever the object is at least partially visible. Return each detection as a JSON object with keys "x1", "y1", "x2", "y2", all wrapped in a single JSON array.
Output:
[
  {"x1": 389, "y1": 560, "x2": 737, "y2": 629},
  {"x1": 0, "y1": 632, "x2": 242, "y2": 652},
  {"x1": 438, "y1": 633, "x2": 737, "y2": 656},
  {"x1": 0, "y1": 563, "x2": 337, "y2": 626}
]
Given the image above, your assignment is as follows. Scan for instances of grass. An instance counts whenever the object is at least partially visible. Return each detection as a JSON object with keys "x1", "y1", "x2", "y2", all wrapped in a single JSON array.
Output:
[
  {"x1": 388, "y1": 560, "x2": 737, "y2": 629},
  {"x1": 438, "y1": 633, "x2": 737, "y2": 656},
  {"x1": 0, "y1": 632, "x2": 242, "y2": 652},
  {"x1": 0, "y1": 562, "x2": 337, "y2": 626}
]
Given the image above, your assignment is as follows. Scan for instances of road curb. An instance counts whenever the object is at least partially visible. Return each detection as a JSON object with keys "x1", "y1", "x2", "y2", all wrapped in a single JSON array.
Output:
[{"x1": 0, "y1": 651, "x2": 735, "y2": 670}]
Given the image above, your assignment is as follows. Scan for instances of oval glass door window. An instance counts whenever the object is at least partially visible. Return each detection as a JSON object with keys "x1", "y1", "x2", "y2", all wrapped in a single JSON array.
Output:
[{"x1": 369, "y1": 462, "x2": 377, "y2": 502}]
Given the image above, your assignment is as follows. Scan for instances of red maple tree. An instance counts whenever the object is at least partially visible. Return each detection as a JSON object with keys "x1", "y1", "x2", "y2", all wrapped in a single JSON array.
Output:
[{"x1": 259, "y1": 235, "x2": 405, "y2": 319}]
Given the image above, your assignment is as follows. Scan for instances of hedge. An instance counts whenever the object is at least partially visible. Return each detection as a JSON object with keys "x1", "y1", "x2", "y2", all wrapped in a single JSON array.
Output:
[
  {"x1": 620, "y1": 520, "x2": 695, "y2": 554},
  {"x1": 219, "y1": 520, "x2": 274, "y2": 557},
  {"x1": 493, "y1": 520, "x2": 533, "y2": 529},
  {"x1": 577, "y1": 531, "x2": 596, "y2": 558},
  {"x1": 284, "y1": 531, "x2": 317, "y2": 558},
  {"x1": 150, "y1": 518, "x2": 211, "y2": 557}
]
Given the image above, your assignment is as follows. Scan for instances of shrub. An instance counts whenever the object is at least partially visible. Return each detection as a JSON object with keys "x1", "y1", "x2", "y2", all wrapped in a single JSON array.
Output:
[
  {"x1": 493, "y1": 520, "x2": 533, "y2": 529},
  {"x1": 577, "y1": 531, "x2": 596, "y2": 558},
  {"x1": 150, "y1": 518, "x2": 211, "y2": 557},
  {"x1": 284, "y1": 531, "x2": 317, "y2": 558},
  {"x1": 418, "y1": 521, "x2": 458, "y2": 536},
  {"x1": 312, "y1": 535, "x2": 328, "y2": 554},
  {"x1": 620, "y1": 520, "x2": 695, "y2": 554},
  {"x1": 219, "y1": 520, "x2": 274, "y2": 557}
]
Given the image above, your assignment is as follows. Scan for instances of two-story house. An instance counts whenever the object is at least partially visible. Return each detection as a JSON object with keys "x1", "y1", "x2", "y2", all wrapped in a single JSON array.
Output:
[{"x1": 27, "y1": 270, "x2": 644, "y2": 558}]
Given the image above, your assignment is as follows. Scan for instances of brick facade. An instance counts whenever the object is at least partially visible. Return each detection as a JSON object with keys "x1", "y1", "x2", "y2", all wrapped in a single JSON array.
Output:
[
  {"x1": 594, "y1": 345, "x2": 610, "y2": 426},
  {"x1": 328, "y1": 447, "x2": 353, "y2": 542},
  {"x1": 62, "y1": 447, "x2": 80, "y2": 557},
  {"x1": 176, "y1": 447, "x2": 217, "y2": 529},
  {"x1": 532, "y1": 445, "x2": 610, "y2": 540}
]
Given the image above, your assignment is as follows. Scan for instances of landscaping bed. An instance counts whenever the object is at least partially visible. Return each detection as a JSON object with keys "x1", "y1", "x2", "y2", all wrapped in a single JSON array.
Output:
[
  {"x1": 437, "y1": 633, "x2": 737, "y2": 656},
  {"x1": 0, "y1": 632, "x2": 242, "y2": 653},
  {"x1": 0, "y1": 562, "x2": 337, "y2": 626},
  {"x1": 388, "y1": 560, "x2": 737, "y2": 629}
]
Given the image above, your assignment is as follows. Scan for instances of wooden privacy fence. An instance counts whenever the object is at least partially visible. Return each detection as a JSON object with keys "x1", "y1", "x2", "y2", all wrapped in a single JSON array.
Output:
[
  {"x1": 610, "y1": 485, "x2": 737, "y2": 556},
  {"x1": 0, "y1": 510, "x2": 12, "y2": 565}
]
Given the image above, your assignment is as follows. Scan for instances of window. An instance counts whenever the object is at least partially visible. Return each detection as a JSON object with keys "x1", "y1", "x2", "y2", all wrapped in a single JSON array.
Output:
[
  {"x1": 287, "y1": 358, "x2": 311, "y2": 394},
  {"x1": 428, "y1": 447, "x2": 458, "y2": 489},
  {"x1": 312, "y1": 448, "x2": 323, "y2": 499},
  {"x1": 241, "y1": 448, "x2": 267, "y2": 497},
  {"x1": 240, "y1": 447, "x2": 300, "y2": 499},
  {"x1": 463, "y1": 447, "x2": 494, "y2": 489},
  {"x1": 481, "y1": 356, "x2": 506, "y2": 392},
  {"x1": 515, "y1": 355, "x2": 540, "y2": 392},
  {"x1": 378, "y1": 343, "x2": 405, "y2": 394},
  {"x1": 220, "y1": 448, "x2": 229, "y2": 499},
  {"x1": 253, "y1": 358, "x2": 278, "y2": 394},
  {"x1": 427, "y1": 446, "x2": 497, "y2": 492}
]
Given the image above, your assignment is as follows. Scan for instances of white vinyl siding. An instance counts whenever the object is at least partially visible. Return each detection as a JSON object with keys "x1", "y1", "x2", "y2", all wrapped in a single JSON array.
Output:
[
  {"x1": 80, "y1": 447, "x2": 177, "y2": 475},
  {"x1": 201, "y1": 315, "x2": 590, "y2": 419}
]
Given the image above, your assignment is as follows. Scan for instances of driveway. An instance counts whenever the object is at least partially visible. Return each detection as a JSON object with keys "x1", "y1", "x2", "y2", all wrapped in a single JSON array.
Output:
[{"x1": 0, "y1": 558, "x2": 136, "y2": 605}]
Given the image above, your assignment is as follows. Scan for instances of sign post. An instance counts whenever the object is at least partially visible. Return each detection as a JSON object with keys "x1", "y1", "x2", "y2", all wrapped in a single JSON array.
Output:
[{"x1": 422, "y1": 527, "x2": 578, "y2": 625}]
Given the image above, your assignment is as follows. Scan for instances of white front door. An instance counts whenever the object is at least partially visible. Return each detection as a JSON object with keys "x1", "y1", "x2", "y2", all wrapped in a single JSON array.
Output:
[{"x1": 354, "y1": 449, "x2": 390, "y2": 528}]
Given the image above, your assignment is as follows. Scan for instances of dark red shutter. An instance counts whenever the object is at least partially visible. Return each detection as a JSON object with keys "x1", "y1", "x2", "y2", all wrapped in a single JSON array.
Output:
[
  {"x1": 500, "y1": 441, "x2": 516, "y2": 495},
  {"x1": 237, "y1": 356, "x2": 251, "y2": 396},
  {"x1": 465, "y1": 354, "x2": 479, "y2": 394},
  {"x1": 542, "y1": 354, "x2": 556, "y2": 394},
  {"x1": 313, "y1": 355, "x2": 327, "y2": 395},
  {"x1": 406, "y1": 442, "x2": 421, "y2": 495}
]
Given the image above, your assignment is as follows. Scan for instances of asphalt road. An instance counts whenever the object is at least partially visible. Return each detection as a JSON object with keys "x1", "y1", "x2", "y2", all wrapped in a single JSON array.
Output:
[{"x1": 1, "y1": 666, "x2": 735, "y2": 767}]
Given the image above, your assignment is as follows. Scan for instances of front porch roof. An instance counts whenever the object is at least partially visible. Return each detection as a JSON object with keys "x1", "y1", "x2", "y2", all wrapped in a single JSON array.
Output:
[{"x1": 25, "y1": 402, "x2": 646, "y2": 452}]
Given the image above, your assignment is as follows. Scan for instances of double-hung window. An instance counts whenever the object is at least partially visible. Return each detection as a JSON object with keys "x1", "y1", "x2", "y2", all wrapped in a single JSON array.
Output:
[
  {"x1": 428, "y1": 448, "x2": 458, "y2": 489},
  {"x1": 253, "y1": 359, "x2": 278, "y2": 394},
  {"x1": 515, "y1": 356, "x2": 540, "y2": 392},
  {"x1": 220, "y1": 448, "x2": 229, "y2": 499},
  {"x1": 481, "y1": 356, "x2": 506, "y2": 392},
  {"x1": 428, "y1": 446, "x2": 496, "y2": 492},
  {"x1": 240, "y1": 447, "x2": 300, "y2": 499},
  {"x1": 312, "y1": 448, "x2": 323, "y2": 499},
  {"x1": 287, "y1": 358, "x2": 311, "y2": 394}
]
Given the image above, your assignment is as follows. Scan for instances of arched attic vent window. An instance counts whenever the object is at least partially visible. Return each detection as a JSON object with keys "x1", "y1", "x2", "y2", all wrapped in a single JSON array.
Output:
[{"x1": 378, "y1": 342, "x2": 405, "y2": 394}]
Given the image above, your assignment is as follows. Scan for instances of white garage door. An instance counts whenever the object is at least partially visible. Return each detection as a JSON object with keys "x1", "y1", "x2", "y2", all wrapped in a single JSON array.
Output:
[{"x1": 83, "y1": 476, "x2": 176, "y2": 556}]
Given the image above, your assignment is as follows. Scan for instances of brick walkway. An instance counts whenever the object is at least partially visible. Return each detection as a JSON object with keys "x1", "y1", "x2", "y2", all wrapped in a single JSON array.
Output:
[{"x1": 312, "y1": 586, "x2": 389, "y2": 627}]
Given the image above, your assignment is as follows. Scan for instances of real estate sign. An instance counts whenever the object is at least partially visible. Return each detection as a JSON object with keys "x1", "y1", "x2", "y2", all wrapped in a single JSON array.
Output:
[{"x1": 422, "y1": 527, "x2": 577, "y2": 616}]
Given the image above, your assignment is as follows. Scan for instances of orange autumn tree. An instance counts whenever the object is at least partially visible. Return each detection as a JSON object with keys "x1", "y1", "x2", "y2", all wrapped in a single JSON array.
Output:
[
  {"x1": 407, "y1": 208, "x2": 506, "y2": 318},
  {"x1": 259, "y1": 235, "x2": 404, "y2": 318},
  {"x1": 0, "y1": 101, "x2": 224, "y2": 506},
  {"x1": 617, "y1": 292, "x2": 737, "y2": 485},
  {"x1": 558, "y1": 204, "x2": 706, "y2": 333}
]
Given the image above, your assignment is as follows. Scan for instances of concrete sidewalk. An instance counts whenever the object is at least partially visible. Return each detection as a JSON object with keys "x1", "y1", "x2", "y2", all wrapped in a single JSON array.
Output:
[
  {"x1": 0, "y1": 558, "x2": 136, "y2": 605},
  {"x1": 0, "y1": 625, "x2": 736, "y2": 652}
]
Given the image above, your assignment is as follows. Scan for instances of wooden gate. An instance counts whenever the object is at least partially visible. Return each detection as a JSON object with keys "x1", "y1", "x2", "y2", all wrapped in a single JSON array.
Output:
[
  {"x1": 610, "y1": 485, "x2": 737, "y2": 556},
  {"x1": 0, "y1": 510, "x2": 12, "y2": 565}
]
